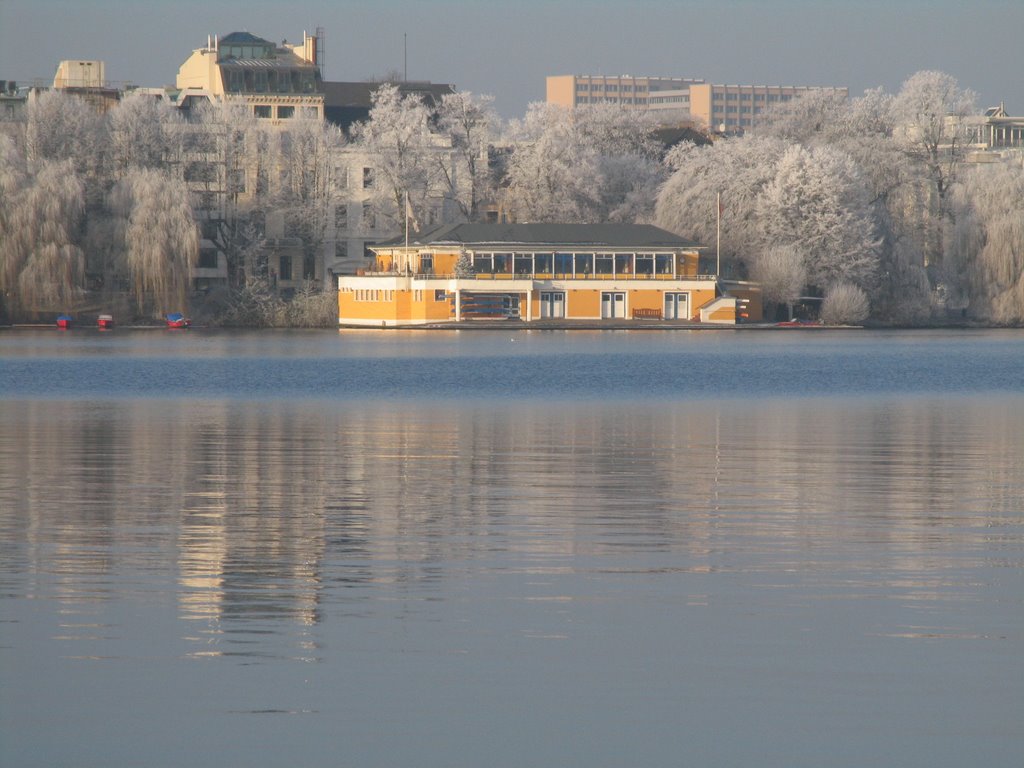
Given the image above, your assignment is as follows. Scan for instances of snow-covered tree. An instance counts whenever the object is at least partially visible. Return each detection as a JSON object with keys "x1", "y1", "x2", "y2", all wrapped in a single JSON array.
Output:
[
  {"x1": 3, "y1": 158, "x2": 87, "y2": 314},
  {"x1": 25, "y1": 90, "x2": 105, "y2": 195},
  {"x1": 749, "y1": 244, "x2": 807, "y2": 320},
  {"x1": 656, "y1": 135, "x2": 788, "y2": 276},
  {"x1": 273, "y1": 115, "x2": 347, "y2": 277},
  {"x1": 107, "y1": 91, "x2": 184, "y2": 177},
  {"x1": 758, "y1": 88, "x2": 850, "y2": 145},
  {"x1": 111, "y1": 168, "x2": 198, "y2": 316},
  {"x1": 504, "y1": 103, "x2": 664, "y2": 224},
  {"x1": 821, "y1": 281, "x2": 870, "y2": 324},
  {"x1": 351, "y1": 84, "x2": 443, "y2": 231},
  {"x1": 892, "y1": 71, "x2": 976, "y2": 272},
  {"x1": 950, "y1": 162, "x2": 1024, "y2": 324},
  {"x1": 758, "y1": 144, "x2": 879, "y2": 289},
  {"x1": 436, "y1": 91, "x2": 497, "y2": 222}
]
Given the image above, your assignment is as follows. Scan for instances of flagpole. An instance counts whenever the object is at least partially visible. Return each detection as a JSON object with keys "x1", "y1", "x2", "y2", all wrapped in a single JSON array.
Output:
[
  {"x1": 404, "y1": 191, "x2": 409, "y2": 266},
  {"x1": 716, "y1": 192, "x2": 721, "y2": 279}
]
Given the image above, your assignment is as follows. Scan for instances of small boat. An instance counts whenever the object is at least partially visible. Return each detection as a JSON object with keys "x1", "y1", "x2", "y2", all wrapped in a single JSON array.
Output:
[
  {"x1": 165, "y1": 313, "x2": 191, "y2": 329},
  {"x1": 97, "y1": 314, "x2": 114, "y2": 330},
  {"x1": 56, "y1": 314, "x2": 74, "y2": 330}
]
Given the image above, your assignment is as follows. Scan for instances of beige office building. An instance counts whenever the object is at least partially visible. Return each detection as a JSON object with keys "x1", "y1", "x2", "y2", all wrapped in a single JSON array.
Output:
[{"x1": 547, "y1": 74, "x2": 847, "y2": 131}]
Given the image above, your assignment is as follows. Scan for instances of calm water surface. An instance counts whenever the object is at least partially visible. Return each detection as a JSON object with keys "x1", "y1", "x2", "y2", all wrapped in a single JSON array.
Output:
[{"x1": 1, "y1": 329, "x2": 1022, "y2": 767}]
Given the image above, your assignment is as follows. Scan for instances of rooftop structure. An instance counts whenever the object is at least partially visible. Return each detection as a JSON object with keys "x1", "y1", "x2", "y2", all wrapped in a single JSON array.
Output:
[{"x1": 176, "y1": 31, "x2": 324, "y2": 121}]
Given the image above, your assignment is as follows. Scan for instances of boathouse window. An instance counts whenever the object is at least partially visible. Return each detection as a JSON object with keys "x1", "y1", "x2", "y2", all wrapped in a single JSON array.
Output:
[
  {"x1": 595, "y1": 254, "x2": 614, "y2": 275},
  {"x1": 494, "y1": 253, "x2": 512, "y2": 274},
  {"x1": 514, "y1": 255, "x2": 532, "y2": 275},
  {"x1": 473, "y1": 254, "x2": 492, "y2": 274},
  {"x1": 434, "y1": 289, "x2": 447, "y2": 302},
  {"x1": 656, "y1": 254, "x2": 674, "y2": 275},
  {"x1": 420, "y1": 255, "x2": 433, "y2": 274},
  {"x1": 555, "y1": 253, "x2": 573, "y2": 275},
  {"x1": 635, "y1": 254, "x2": 654, "y2": 275},
  {"x1": 574, "y1": 253, "x2": 593, "y2": 275},
  {"x1": 534, "y1": 253, "x2": 553, "y2": 274},
  {"x1": 615, "y1": 253, "x2": 632, "y2": 275}
]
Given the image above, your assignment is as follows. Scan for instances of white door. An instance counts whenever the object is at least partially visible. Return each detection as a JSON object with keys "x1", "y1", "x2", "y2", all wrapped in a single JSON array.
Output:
[
  {"x1": 540, "y1": 292, "x2": 566, "y2": 319},
  {"x1": 601, "y1": 292, "x2": 626, "y2": 319},
  {"x1": 664, "y1": 292, "x2": 689, "y2": 320}
]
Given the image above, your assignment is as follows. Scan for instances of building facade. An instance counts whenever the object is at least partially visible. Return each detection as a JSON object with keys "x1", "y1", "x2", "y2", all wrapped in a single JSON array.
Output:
[
  {"x1": 176, "y1": 31, "x2": 324, "y2": 121},
  {"x1": 546, "y1": 74, "x2": 848, "y2": 131},
  {"x1": 967, "y1": 103, "x2": 1024, "y2": 152},
  {"x1": 337, "y1": 223, "x2": 759, "y2": 326}
]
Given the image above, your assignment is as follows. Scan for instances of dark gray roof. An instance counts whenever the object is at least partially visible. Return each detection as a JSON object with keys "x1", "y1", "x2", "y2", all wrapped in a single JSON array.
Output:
[
  {"x1": 322, "y1": 80, "x2": 455, "y2": 109},
  {"x1": 379, "y1": 223, "x2": 702, "y2": 250},
  {"x1": 219, "y1": 32, "x2": 274, "y2": 46}
]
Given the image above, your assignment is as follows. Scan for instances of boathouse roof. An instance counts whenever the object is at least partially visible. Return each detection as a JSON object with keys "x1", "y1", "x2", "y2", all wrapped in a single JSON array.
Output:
[{"x1": 379, "y1": 223, "x2": 703, "y2": 250}]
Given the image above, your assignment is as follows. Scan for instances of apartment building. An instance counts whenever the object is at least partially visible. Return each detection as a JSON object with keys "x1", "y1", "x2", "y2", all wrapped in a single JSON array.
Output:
[
  {"x1": 176, "y1": 31, "x2": 324, "y2": 121},
  {"x1": 547, "y1": 74, "x2": 848, "y2": 131}
]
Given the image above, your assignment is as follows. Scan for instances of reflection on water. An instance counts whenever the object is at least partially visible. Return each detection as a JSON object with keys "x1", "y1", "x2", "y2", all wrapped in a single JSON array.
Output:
[{"x1": 1, "y1": 334, "x2": 1023, "y2": 767}]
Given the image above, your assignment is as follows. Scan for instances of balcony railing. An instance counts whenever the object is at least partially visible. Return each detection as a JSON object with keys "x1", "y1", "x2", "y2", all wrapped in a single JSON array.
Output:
[{"x1": 357, "y1": 270, "x2": 718, "y2": 281}]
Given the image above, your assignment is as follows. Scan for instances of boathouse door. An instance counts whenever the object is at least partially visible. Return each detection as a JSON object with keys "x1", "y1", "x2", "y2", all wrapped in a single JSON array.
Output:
[
  {"x1": 540, "y1": 291, "x2": 566, "y2": 319},
  {"x1": 664, "y1": 292, "x2": 689, "y2": 320},
  {"x1": 601, "y1": 292, "x2": 626, "y2": 319}
]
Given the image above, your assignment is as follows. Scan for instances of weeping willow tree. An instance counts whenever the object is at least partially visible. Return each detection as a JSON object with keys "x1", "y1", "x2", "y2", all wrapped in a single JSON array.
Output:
[
  {"x1": 111, "y1": 168, "x2": 198, "y2": 317},
  {"x1": 0, "y1": 137, "x2": 87, "y2": 317}
]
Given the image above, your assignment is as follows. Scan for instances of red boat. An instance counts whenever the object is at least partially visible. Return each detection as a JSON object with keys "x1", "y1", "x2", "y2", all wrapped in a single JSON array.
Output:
[
  {"x1": 98, "y1": 314, "x2": 114, "y2": 330},
  {"x1": 165, "y1": 313, "x2": 191, "y2": 329},
  {"x1": 56, "y1": 314, "x2": 73, "y2": 330}
]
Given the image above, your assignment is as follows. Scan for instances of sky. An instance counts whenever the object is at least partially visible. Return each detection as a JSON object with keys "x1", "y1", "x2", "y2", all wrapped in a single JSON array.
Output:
[{"x1": 2, "y1": 0, "x2": 1022, "y2": 119}]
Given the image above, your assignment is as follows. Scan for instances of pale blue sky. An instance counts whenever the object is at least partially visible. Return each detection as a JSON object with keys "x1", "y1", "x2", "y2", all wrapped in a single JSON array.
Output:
[{"x1": 2, "y1": 0, "x2": 1021, "y2": 117}]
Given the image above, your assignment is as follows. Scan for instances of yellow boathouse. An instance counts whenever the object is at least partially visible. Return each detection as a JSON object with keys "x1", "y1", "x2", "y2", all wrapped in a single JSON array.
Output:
[{"x1": 337, "y1": 223, "x2": 758, "y2": 326}]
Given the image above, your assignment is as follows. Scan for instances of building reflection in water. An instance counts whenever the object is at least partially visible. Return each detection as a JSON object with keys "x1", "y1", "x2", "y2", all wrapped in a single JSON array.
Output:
[{"x1": 1, "y1": 396, "x2": 1021, "y2": 658}]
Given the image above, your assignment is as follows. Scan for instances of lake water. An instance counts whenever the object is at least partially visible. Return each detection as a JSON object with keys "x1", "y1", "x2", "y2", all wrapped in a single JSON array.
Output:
[{"x1": 1, "y1": 328, "x2": 1022, "y2": 767}]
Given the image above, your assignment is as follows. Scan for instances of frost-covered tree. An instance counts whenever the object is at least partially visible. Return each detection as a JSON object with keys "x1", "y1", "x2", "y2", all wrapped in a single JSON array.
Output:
[
  {"x1": 188, "y1": 101, "x2": 265, "y2": 285},
  {"x1": 758, "y1": 89, "x2": 850, "y2": 145},
  {"x1": 749, "y1": 244, "x2": 807, "y2": 320},
  {"x1": 107, "y1": 91, "x2": 184, "y2": 177},
  {"x1": 949, "y1": 162, "x2": 1024, "y2": 324},
  {"x1": 25, "y1": 90, "x2": 105, "y2": 196},
  {"x1": 436, "y1": 91, "x2": 497, "y2": 222},
  {"x1": 1, "y1": 135, "x2": 88, "y2": 315},
  {"x1": 111, "y1": 168, "x2": 198, "y2": 316},
  {"x1": 892, "y1": 71, "x2": 976, "y2": 273},
  {"x1": 2, "y1": 157, "x2": 87, "y2": 314},
  {"x1": 656, "y1": 135, "x2": 788, "y2": 276},
  {"x1": 272, "y1": 115, "x2": 347, "y2": 280},
  {"x1": 821, "y1": 281, "x2": 870, "y2": 324},
  {"x1": 758, "y1": 144, "x2": 879, "y2": 289},
  {"x1": 351, "y1": 84, "x2": 443, "y2": 231},
  {"x1": 503, "y1": 103, "x2": 664, "y2": 224}
]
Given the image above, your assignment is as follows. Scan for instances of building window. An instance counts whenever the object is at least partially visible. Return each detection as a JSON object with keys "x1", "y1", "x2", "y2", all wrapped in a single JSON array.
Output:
[
  {"x1": 434, "y1": 289, "x2": 447, "y2": 302},
  {"x1": 254, "y1": 105, "x2": 271, "y2": 118},
  {"x1": 362, "y1": 203, "x2": 374, "y2": 229},
  {"x1": 335, "y1": 205, "x2": 347, "y2": 229},
  {"x1": 420, "y1": 254, "x2": 433, "y2": 273},
  {"x1": 277, "y1": 105, "x2": 294, "y2": 119},
  {"x1": 279, "y1": 254, "x2": 292, "y2": 281},
  {"x1": 362, "y1": 167, "x2": 373, "y2": 188},
  {"x1": 303, "y1": 254, "x2": 316, "y2": 280},
  {"x1": 198, "y1": 248, "x2": 218, "y2": 269}
]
